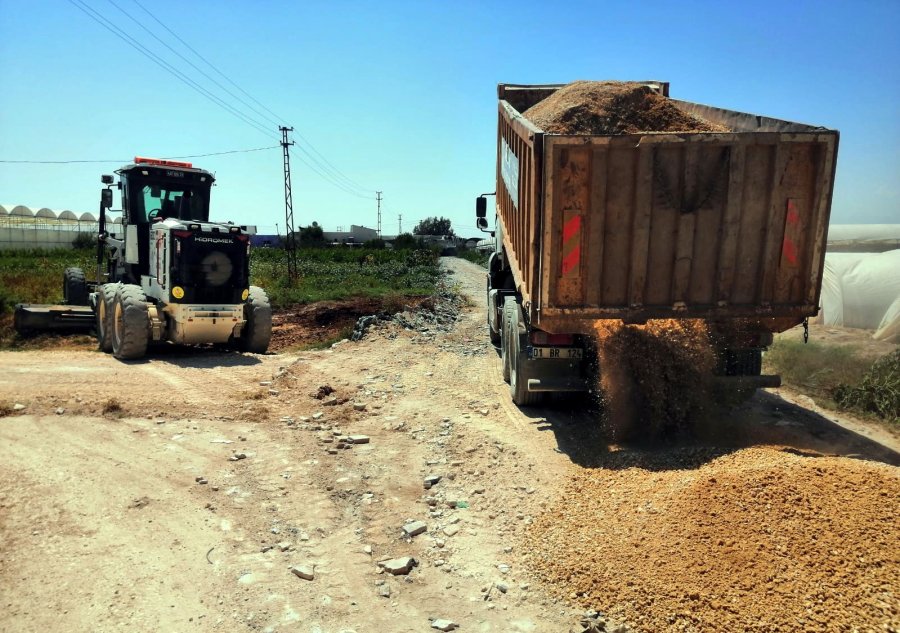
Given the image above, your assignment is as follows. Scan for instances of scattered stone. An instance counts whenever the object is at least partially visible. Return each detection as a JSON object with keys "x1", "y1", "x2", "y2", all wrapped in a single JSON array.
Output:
[
  {"x1": 353, "y1": 402, "x2": 367, "y2": 412},
  {"x1": 322, "y1": 396, "x2": 339, "y2": 406},
  {"x1": 290, "y1": 565, "x2": 314, "y2": 581},
  {"x1": 442, "y1": 525, "x2": 460, "y2": 537},
  {"x1": 326, "y1": 448, "x2": 338, "y2": 455},
  {"x1": 195, "y1": 477, "x2": 208, "y2": 485},
  {"x1": 424, "y1": 475, "x2": 442, "y2": 489},
  {"x1": 278, "y1": 541, "x2": 292, "y2": 552},
  {"x1": 363, "y1": 545, "x2": 373, "y2": 555},
  {"x1": 402, "y1": 521, "x2": 427, "y2": 537},
  {"x1": 229, "y1": 453, "x2": 247, "y2": 461},
  {"x1": 431, "y1": 619, "x2": 458, "y2": 631},
  {"x1": 378, "y1": 584, "x2": 391, "y2": 598},
  {"x1": 55, "y1": 407, "x2": 65, "y2": 415},
  {"x1": 472, "y1": 487, "x2": 485, "y2": 495},
  {"x1": 13, "y1": 403, "x2": 25, "y2": 412},
  {"x1": 497, "y1": 564, "x2": 510, "y2": 574},
  {"x1": 312, "y1": 412, "x2": 324, "y2": 420},
  {"x1": 379, "y1": 557, "x2": 417, "y2": 575},
  {"x1": 314, "y1": 385, "x2": 335, "y2": 399},
  {"x1": 348, "y1": 435, "x2": 370, "y2": 444},
  {"x1": 268, "y1": 389, "x2": 280, "y2": 396},
  {"x1": 259, "y1": 381, "x2": 272, "y2": 386},
  {"x1": 496, "y1": 582, "x2": 508, "y2": 594}
]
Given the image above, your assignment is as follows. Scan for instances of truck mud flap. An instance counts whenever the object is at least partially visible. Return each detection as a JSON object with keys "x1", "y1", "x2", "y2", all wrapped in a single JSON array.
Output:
[
  {"x1": 711, "y1": 374, "x2": 782, "y2": 390},
  {"x1": 526, "y1": 376, "x2": 591, "y2": 393},
  {"x1": 13, "y1": 304, "x2": 95, "y2": 335}
]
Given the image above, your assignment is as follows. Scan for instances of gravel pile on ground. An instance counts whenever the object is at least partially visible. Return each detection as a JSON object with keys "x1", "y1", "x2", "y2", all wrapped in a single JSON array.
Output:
[
  {"x1": 523, "y1": 81, "x2": 728, "y2": 135},
  {"x1": 523, "y1": 447, "x2": 900, "y2": 632}
]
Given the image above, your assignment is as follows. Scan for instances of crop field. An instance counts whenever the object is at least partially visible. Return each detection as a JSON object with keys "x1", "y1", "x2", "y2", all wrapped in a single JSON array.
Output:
[{"x1": 0, "y1": 246, "x2": 442, "y2": 347}]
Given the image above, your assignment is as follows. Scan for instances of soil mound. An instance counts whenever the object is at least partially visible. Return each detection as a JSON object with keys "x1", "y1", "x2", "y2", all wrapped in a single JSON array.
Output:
[
  {"x1": 522, "y1": 81, "x2": 728, "y2": 135},
  {"x1": 523, "y1": 447, "x2": 900, "y2": 632}
]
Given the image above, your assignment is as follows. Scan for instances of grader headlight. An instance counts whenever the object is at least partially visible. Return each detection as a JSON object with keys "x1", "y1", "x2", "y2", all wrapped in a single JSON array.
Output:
[
  {"x1": 241, "y1": 289, "x2": 249, "y2": 301},
  {"x1": 172, "y1": 286, "x2": 185, "y2": 299}
]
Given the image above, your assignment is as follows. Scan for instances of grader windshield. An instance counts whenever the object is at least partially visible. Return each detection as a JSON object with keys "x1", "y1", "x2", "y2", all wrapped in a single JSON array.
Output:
[{"x1": 120, "y1": 161, "x2": 214, "y2": 224}]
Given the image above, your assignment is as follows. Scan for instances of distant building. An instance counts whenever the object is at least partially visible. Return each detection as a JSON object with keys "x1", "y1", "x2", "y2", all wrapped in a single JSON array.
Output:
[{"x1": 323, "y1": 224, "x2": 378, "y2": 245}]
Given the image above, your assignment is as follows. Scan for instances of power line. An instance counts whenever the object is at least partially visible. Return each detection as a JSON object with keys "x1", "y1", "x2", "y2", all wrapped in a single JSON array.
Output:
[
  {"x1": 128, "y1": 0, "x2": 372, "y2": 195},
  {"x1": 288, "y1": 148, "x2": 374, "y2": 200},
  {"x1": 0, "y1": 145, "x2": 279, "y2": 164},
  {"x1": 107, "y1": 0, "x2": 282, "y2": 129},
  {"x1": 68, "y1": 0, "x2": 376, "y2": 199},
  {"x1": 66, "y1": 0, "x2": 278, "y2": 141},
  {"x1": 131, "y1": 0, "x2": 286, "y2": 125}
]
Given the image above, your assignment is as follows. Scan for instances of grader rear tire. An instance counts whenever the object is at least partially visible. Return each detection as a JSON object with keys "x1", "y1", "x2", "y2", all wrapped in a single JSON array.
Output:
[
  {"x1": 111, "y1": 284, "x2": 150, "y2": 360},
  {"x1": 96, "y1": 283, "x2": 119, "y2": 353},
  {"x1": 63, "y1": 267, "x2": 88, "y2": 306},
  {"x1": 240, "y1": 286, "x2": 272, "y2": 354}
]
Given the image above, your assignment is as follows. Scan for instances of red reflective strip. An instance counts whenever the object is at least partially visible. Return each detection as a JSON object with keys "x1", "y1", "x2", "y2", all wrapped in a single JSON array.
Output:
[
  {"x1": 561, "y1": 245, "x2": 581, "y2": 276},
  {"x1": 786, "y1": 200, "x2": 800, "y2": 224},
  {"x1": 782, "y1": 238, "x2": 798, "y2": 266},
  {"x1": 562, "y1": 214, "x2": 581, "y2": 244}
]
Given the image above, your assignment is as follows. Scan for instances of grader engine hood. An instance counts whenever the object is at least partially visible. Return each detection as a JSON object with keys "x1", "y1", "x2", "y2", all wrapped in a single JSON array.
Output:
[{"x1": 158, "y1": 220, "x2": 251, "y2": 305}]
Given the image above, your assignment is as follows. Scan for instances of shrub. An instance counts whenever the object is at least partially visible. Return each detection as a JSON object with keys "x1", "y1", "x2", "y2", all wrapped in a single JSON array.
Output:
[
  {"x1": 832, "y1": 350, "x2": 899, "y2": 422},
  {"x1": 72, "y1": 232, "x2": 95, "y2": 249}
]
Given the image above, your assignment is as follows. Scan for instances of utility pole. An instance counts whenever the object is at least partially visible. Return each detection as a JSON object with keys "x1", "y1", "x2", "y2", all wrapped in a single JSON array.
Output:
[
  {"x1": 398, "y1": 213, "x2": 402, "y2": 235},
  {"x1": 375, "y1": 191, "x2": 383, "y2": 237},
  {"x1": 280, "y1": 126, "x2": 298, "y2": 281}
]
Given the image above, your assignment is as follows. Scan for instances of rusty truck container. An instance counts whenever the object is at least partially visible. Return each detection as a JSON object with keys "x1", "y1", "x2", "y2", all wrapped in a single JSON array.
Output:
[{"x1": 495, "y1": 82, "x2": 839, "y2": 335}]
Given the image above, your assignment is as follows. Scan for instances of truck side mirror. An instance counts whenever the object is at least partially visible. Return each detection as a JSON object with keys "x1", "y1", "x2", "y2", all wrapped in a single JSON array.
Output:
[
  {"x1": 101, "y1": 188, "x2": 113, "y2": 210},
  {"x1": 475, "y1": 196, "x2": 487, "y2": 218},
  {"x1": 477, "y1": 217, "x2": 488, "y2": 230}
]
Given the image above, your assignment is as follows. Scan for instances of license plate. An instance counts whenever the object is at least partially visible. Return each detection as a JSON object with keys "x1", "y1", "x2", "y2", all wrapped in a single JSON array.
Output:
[{"x1": 529, "y1": 346, "x2": 583, "y2": 360}]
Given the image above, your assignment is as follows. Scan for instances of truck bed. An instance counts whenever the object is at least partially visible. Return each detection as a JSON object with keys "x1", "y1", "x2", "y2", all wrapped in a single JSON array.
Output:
[{"x1": 495, "y1": 82, "x2": 839, "y2": 333}]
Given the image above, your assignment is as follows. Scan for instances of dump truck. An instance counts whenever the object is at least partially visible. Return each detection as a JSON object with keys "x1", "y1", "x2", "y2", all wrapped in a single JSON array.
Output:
[
  {"x1": 15, "y1": 157, "x2": 272, "y2": 359},
  {"x1": 476, "y1": 82, "x2": 839, "y2": 405}
]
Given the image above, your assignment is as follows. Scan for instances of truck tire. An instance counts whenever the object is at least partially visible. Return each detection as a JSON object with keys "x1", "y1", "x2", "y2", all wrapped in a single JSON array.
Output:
[
  {"x1": 508, "y1": 302, "x2": 543, "y2": 406},
  {"x1": 111, "y1": 284, "x2": 150, "y2": 360},
  {"x1": 240, "y1": 286, "x2": 272, "y2": 354},
  {"x1": 63, "y1": 267, "x2": 88, "y2": 306},
  {"x1": 501, "y1": 300, "x2": 516, "y2": 383},
  {"x1": 488, "y1": 299, "x2": 501, "y2": 345},
  {"x1": 96, "y1": 283, "x2": 119, "y2": 353}
]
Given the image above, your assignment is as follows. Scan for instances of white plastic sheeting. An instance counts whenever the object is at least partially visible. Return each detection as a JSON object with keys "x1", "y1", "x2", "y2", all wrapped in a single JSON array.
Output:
[{"x1": 818, "y1": 250, "x2": 900, "y2": 342}]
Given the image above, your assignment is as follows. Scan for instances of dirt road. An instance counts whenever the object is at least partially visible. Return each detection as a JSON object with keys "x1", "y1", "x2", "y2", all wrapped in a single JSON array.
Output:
[{"x1": 1, "y1": 258, "x2": 898, "y2": 633}]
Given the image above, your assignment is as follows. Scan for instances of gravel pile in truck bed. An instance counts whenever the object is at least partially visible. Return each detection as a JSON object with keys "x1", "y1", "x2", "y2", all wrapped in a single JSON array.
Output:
[
  {"x1": 523, "y1": 447, "x2": 900, "y2": 632},
  {"x1": 522, "y1": 80, "x2": 729, "y2": 135}
]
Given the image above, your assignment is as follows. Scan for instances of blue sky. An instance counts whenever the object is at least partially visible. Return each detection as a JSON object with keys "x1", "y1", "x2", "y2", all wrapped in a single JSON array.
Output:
[{"x1": 1, "y1": 0, "x2": 898, "y2": 236}]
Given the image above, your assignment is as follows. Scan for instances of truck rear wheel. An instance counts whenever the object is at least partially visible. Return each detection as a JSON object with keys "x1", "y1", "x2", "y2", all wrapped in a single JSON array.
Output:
[
  {"x1": 111, "y1": 284, "x2": 150, "y2": 360},
  {"x1": 63, "y1": 267, "x2": 88, "y2": 306},
  {"x1": 96, "y1": 283, "x2": 119, "y2": 353},
  {"x1": 240, "y1": 286, "x2": 272, "y2": 354},
  {"x1": 501, "y1": 300, "x2": 516, "y2": 382},
  {"x1": 508, "y1": 302, "x2": 543, "y2": 406}
]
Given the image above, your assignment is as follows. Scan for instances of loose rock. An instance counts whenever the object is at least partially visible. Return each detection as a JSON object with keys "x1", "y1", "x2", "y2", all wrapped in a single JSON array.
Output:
[
  {"x1": 290, "y1": 565, "x2": 314, "y2": 581},
  {"x1": 379, "y1": 557, "x2": 417, "y2": 575}
]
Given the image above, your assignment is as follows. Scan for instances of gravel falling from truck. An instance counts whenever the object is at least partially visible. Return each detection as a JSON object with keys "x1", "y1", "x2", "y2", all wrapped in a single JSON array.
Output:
[
  {"x1": 523, "y1": 447, "x2": 900, "y2": 632},
  {"x1": 522, "y1": 81, "x2": 729, "y2": 135},
  {"x1": 593, "y1": 319, "x2": 717, "y2": 440}
]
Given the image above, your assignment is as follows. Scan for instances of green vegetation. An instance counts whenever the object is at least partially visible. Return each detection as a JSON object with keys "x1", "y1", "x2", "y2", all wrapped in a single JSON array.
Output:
[
  {"x1": 0, "y1": 248, "x2": 95, "y2": 315},
  {"x1": 455, "y1": 246, "x2": 489, "y2": 268},
  {"x1": 833, "y1": 350, "x2": 899, "y2": 422},
  {"x1": 414, "y1": 216, "x2": 455, "y2": 237},
  {"x1": 252, "y1": 247, "x2": 441, "y2": 307},
  {"x1": 764, "y1": 338, "x2": 899, "y2": 424},
  {"x1": 0, "y1": 244, "x2": 443, "y2": 347}
]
